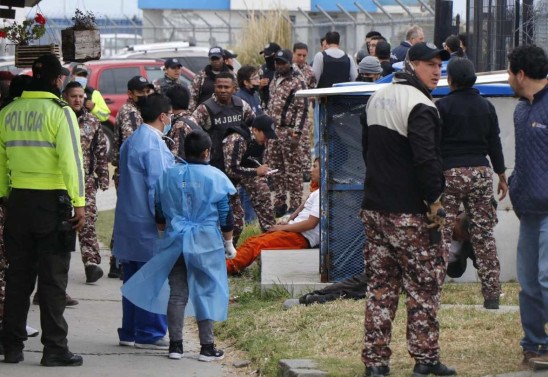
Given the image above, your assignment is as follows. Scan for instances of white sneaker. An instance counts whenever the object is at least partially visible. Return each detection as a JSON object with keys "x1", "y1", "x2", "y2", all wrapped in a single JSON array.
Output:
[
  {"x1": 119, "y1": 340, "x2": 135, "y2": 347},
  {"x1": 26, "y1": 325, "x2": 39, "y2": 337},
  {"x1": 135, "y1": 338, "x2": 169, "y2": 350}
]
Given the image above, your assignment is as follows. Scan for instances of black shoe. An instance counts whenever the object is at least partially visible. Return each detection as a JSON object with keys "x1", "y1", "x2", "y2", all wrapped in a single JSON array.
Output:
[
  {"x1": 3, "y1": 350, "x2": 23, "y2": 363},
  {"x1": 65, "y1": 294, "x2": 79, "y2": 306},
  {"x1": 483, "y1": 298, "x2": 499, "y2": 309},
  {"x1": 198, "y1": 344, "x2": 224, "y2": 362},
  {"x1": 85, "y1": 264, "x2": 104, "y2": 284},
  {"x1": 40, "y1": 351, "x2": 83, "y2": 367},
  {"x1": 0, "y1": 343, "x2": 3, "y2": 355},
  {"x1": 108, "y1": 260, "x2": 122, "y2": 279},
  {"x1": 274, "y1": 204, "x2": 288, "y2": 218},
  {"x1": 303, "y1": 171, "x2": 311, "y2": 182},
  {"x1": 168, "y1": 340, "x2": 183, "y2": 360},
  {"x1": 412, "y1": 362, "x2": 456, "y2": 376},
  {"x1": 365, "y1": 365, "x2": 390, "y2": 376}
]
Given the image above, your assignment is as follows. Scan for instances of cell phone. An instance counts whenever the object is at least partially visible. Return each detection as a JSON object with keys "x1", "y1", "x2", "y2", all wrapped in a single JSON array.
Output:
[{"x1": 266, "y1": 169, "x2": 279, "y2": 175}]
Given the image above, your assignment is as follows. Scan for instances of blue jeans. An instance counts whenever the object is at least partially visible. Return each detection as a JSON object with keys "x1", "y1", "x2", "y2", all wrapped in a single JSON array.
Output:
[
  {"x1": 239, "y1": 186, "x2": 257, "y2": 224},
  {"x1": 118, "y1": 261, "x2": 167, "y2": 344},
  {"x1": 517, "y1": 214, "x2": 548, "y2": 353}
]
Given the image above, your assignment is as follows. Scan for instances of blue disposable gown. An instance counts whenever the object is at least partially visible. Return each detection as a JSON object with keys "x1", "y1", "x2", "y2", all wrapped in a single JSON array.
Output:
[
  {"x1": 113, "y1": 124, "x2": 174, "y2": 262},
  {"x1": 122, "y1": 161, "x2": 236, "y2": 321}
]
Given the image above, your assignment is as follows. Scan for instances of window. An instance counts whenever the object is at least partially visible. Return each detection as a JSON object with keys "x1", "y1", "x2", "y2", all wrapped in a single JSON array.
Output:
[{"x1": 98, "y1": 67, "x2": 140, "y2": 95}]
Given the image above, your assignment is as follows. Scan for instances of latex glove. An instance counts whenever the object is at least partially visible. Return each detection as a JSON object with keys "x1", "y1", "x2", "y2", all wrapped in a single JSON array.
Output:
[
  {"x1": 426, "y1": 201, "x2": 446, "y2": 231},
  {"x1": 224, "y1": 239, "x2": 237, "y2": 260}
]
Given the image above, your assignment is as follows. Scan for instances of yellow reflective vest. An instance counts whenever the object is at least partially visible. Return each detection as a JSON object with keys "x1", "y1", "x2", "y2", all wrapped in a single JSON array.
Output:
[
  {"x1": 0, "y1": 90, "x2": 85, "y2": 207},
  {"x1": 89, "y1": 89, "x2": 110, "y2": 122}
]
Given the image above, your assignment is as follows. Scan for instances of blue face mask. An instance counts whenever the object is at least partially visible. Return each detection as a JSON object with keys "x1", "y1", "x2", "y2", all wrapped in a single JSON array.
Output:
[
  {"x1": 162, "y1": 114, "x2": 172, "y2": 136},
  {"x1": 74, "y1": 76, "x2": 87, "y2": 88}
]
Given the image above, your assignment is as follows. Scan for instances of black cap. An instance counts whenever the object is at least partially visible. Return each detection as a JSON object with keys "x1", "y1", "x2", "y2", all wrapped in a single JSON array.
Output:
[
  {"x1": 72, "y1": 66, "x2": 89, "y2": 76},
  {"x1": 32, "y1": 53, "x2": 70, "y2": 79},
  {"x1": 408, "y1": 42, "x2": 450, "y2": 61},
  {"x1": 251, "y1": 114, "x2": 277, "y2": 139},
  {"x1": 260, "y1": 42, "x2": 281, "y2": 56},
  {"x1": 222, "y1": 49, "x2": 238, "y2": 59},
  {"x1": 164, "y1": 58, "x2": 183, "y2": 69},
  {"x1": 127, "y1": 76, "x2": 154, "y2": 91},
  {"x1": 208, "y1": 46, "x2": 223, "y2": 59},
  {"x1": 274, "y1": 49, "x2": 293, "y2": 64}
]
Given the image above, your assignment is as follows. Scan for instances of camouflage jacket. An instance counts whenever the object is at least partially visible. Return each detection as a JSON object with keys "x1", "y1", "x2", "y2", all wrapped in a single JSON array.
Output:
[
  {"x1": 112, "y1": 99, "x2": 142, "y2": 169},
  {"x1": 192, "y1": 94, "x2": 255, "y2": 131},
  {"x1": 293, "y1": 63, "x2": 317, "y2": 89},
  {"x1": 78, "y1": 109, "x2": 109, "y2": 189},
  {"x1": 164, "y1": 110, "x2": 199, "y2": 158},
  {"x1": 153, "y1": 74, "x2": 189, "y2": 95},
  {"x1": 266, "y1": 68, "x2": 308, "y2": 133},
  {"x1": 223, "y1": 132, "x2": 257, "y2": 181},
  {"x1": 189, "y1": 64, "x2": 235, "y2": 112}
]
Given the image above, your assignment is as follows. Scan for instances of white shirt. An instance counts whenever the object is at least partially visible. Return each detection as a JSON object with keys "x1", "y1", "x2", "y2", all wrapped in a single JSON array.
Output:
[{"x1": 289, "y1": 190, "x2": 320, "y2": 247}]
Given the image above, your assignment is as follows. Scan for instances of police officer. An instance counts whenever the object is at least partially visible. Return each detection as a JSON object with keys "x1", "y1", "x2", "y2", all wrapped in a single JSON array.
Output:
[
  {"x1": 192, "y1": 71, "x2": 255, "y2": 243},
  {"x1": 71, "y1": 66, "x2": 111, "y2": 122},
  {"x1": 189, "y1": 46, "x2": 235, "y2": 111},
  {"x1": 223, "y1": 114, "x2": 277, "y2": 235},
  {"x1": 266, "y1": 49, "x2": 308, "y2": 217},
  {"x1": 63, "y1": 81, "x2": 109, "y2": 284},
  {"x1": 222, "y1": 49, "x2": 238, "y2": 73},
  {"x1": 0, "y1": 53, "x2": 85, "y2": 366},
  {"x1": 258, "y1": 42, "x2": 281, "y2": 109},
  {"x1": 153, "y1": 58, "x2": 190, "y2": 95},
  {"x1": 163, "y1": 84, "x2": 200, "y2": 158},
  {"x1": 360, "y1": 43, "x2": 455, "y2": 377},
  {"x1": 110, "y1": 76, "x2": 154, "y2": 278}
]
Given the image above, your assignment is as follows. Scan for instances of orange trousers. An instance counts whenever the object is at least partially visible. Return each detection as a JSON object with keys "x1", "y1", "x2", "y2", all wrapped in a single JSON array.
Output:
[{"x1": 226, "y1": 231, "x2": 309, "y2": 274}]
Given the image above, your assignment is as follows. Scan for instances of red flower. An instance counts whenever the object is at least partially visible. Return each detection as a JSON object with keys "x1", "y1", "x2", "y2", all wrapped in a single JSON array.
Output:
[
  {"x1": 0, "y1": 30, "x2": 6, "y2": 39},
  {"x1": 34, "y1": 13, "x2": 46, "y2": 25}
]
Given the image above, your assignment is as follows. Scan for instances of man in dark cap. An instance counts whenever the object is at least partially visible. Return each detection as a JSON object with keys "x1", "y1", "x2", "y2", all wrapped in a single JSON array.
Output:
[
  {"x1": 109, "y1": 76, "x2": 154, "y2": 278},
  {"x1": 258, "y1": 42, "x2": 281, "y2": 109},
  {"x1": 360, "y1": 42, "x2": 456, "y2": 377},
  {"x1": 153, "y1": 58, "x2": 190, "y2": 95},
  {"x1": 266, "y1": 49, "x2": 308, "y2": 218},
  {"x1": 70, "y1": 65, "x2": 111, "y2": 122},
  {"x1": 189, "y1": 46, "x2": 234, "y2": 111},
  {"x1": 0, "y1": 53, "x2": 85, "y2": 366},
  {"x1": 222, "y1": 49, "x2": 238, "y2": 72}
]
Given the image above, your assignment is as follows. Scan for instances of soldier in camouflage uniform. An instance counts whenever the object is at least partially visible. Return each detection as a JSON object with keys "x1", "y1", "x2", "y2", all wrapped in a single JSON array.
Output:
[
  {"x1": 265, "y1": 49, "x2": 308, "y2": 216},
  {"x1": 152, "y1": 58, "x2": 191, "y2": 96},
  {"x1": 192, "y1": 72, "x2": 255, "y2": 243},
  {"x1": 436, "y1": 58, "x2": 507, "y2": 309},
  {"x1": 189, "y1": 47, "x2": 235, "y2": 112},
  {"x1": 292, "y1": 42, "x2": 316, "y2": 179},
  {"x1": 163, "y1": 84, "x2": 200, "y2": 158},
  {"x1": 258, "y1": 42, "x2": 282, "y2": 110},
  {"x1": 223, "y1": 114, "x2": 277, "y2": 236},
  {"x1": 64, "y1": 82, "x2": 110, "y2": 284},
  {"x1": 360, "y1": 43, "x2": 455, "y2": 377}
]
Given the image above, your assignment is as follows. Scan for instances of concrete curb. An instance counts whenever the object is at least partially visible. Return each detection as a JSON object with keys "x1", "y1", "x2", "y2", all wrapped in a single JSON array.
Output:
[{"x1": 279, "y1": 359, "x2": 328, "y2": 377}]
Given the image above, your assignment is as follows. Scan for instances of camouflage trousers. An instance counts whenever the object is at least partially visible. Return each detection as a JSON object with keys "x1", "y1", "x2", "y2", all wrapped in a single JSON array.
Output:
[
  {"x1": 240, "y1": 176, "x2": 275, "y2": 232},
  {"x1": 80, "y1": 176, "x2": 101, "y2": 265},
  {"x1": 230, "y1": 194, "x2": 245, "y2": 246},
  {"x1": 442, "y1": 167, "x2": 501, "y2": 300},
  {"x1": 299, "y1": 119, "x2": 312, "y2": 175},
  {"x1": 0, "y1": 205, "x2": 5, "y2": 322},
  {"x1": 268, "y1": 127, "x2": 304, "y2": 211},
  {"x1": 361, "y1": 210, "x2": 447, "y2": 367}
]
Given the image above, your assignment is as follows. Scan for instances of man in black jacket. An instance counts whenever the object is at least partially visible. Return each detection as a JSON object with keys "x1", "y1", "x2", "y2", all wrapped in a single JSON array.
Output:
[{"x1": 360, "y1": 42, "x2": 455, "y2": 377}]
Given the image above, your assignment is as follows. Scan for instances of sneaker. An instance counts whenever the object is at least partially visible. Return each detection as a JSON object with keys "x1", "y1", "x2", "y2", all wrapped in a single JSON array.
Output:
[
  {"x1": 530, "y1": 353, "x2": 548, "y2": 370},
  {"x1": 65, "y1": 294, "x2": 79, "y2": 306},
  {"x1": 135, "y1": 338, "x2": 169, "y2": 350},
  {"x1": 40, "y1": 351, "x2": 83, "y2": 367},
  {"x1": 365, "y1": 365, "x2": 390, "y2": 377},
  {"x1": 118, "y1": 340, "x2": 135, "y2": 347},
  {"x1": 168, "y1": 340, "x2": 183, "y2": 360},
  {"x1": 26, "y1": 325, "x2": 39, "y2": 337},
  {"x1": 199, "y1": 344, "x2": 224, "y2": 362},
  {"x1": 483, "y1": 298, "x2": 499, "y2": 309},
  {"x1": 411, "y1": 362, "x2": 456, "y2": 377},
  {"x1": 3, "y1": 350, "x2": 23, "y2": 363},
  {"x1": 85, "y1": 264, "x2": 104, "y2": 284}
]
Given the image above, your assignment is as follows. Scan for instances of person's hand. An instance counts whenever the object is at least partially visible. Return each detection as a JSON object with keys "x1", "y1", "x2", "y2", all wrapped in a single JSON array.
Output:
[
  {"x1": 267, "y1": 224, "x2": 284, "y2": 232},
  {"x1": 497, "y1": 174, "x2": 508, "y2": 201},
  {"x1": 259, "y1": 78, "x2": 269, "y2": 88},
  {"x1": 84, "y1": 99, "x2": 95, "y2": 111},
  {"x1": 224, "y1": 239, "x2": 237, "y2": 260},
  {"x1": 70, "y1": 206, "x2": 85, "y2": 231},
  {"x1": 289, "y1": 132, "x2": 300, "y2": 147},
  {"x1": 256, "y1": 165, "x2": 270, "y2": 176},
  {"x1": 426, "y1": 201, "x2": 446, "y2": 231}
]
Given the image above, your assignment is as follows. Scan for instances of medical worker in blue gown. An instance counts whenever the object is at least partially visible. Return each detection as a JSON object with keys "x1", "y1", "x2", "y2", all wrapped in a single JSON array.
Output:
[
  {"x1": 122, "y1": 130, "x2": 238, "y2": 362},
  {"x1": 113, "y1": 93, "x2": 175, "y2": 350}
]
